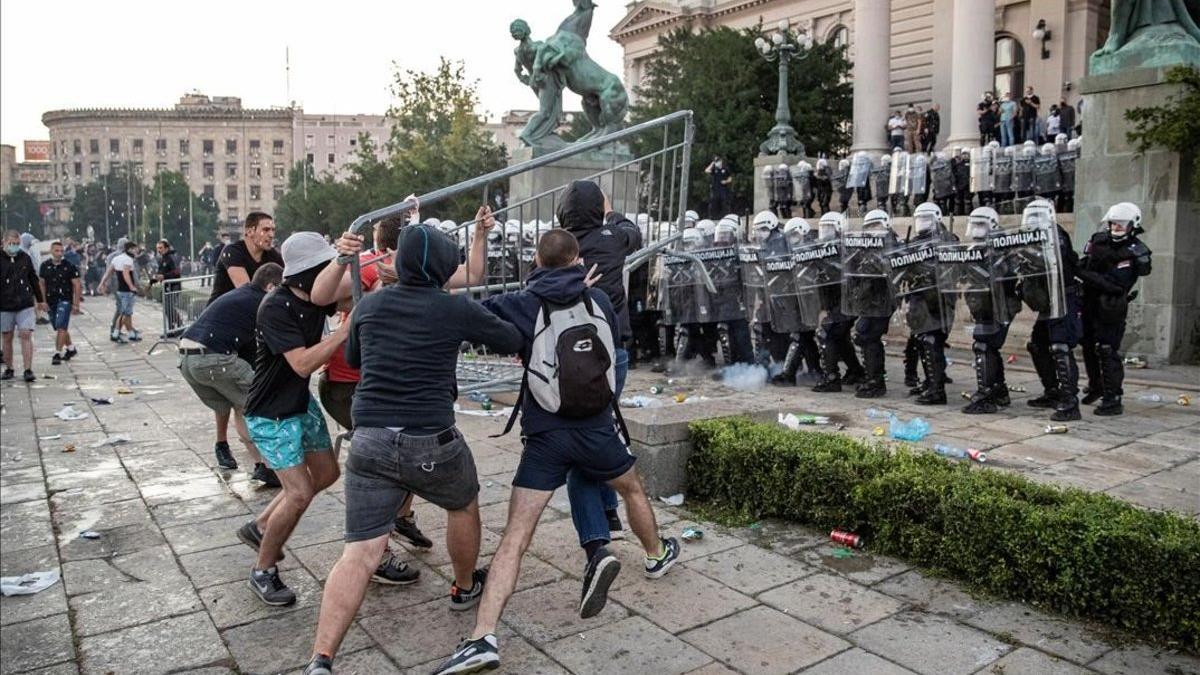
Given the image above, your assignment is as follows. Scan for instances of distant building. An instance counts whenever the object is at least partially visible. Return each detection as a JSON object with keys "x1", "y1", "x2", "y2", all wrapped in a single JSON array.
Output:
[
  {"x1": 484, "y1": 110, "x2": 583, "y2": 158},
  {"x1": 0, "y1": 144, "x2": 15, "y2": 195}
]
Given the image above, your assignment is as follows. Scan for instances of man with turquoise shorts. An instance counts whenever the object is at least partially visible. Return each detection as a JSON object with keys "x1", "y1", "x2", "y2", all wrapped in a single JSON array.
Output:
[{"x1": 239, "y1": 231, "x2": 350, "y2": 607}]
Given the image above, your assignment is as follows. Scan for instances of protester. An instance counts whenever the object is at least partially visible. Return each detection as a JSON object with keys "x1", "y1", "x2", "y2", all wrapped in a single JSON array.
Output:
[
  {"x1": 887, "y1": 110, "x2": 906, "y2": 150},
  {"x1": 100, "y1": 241, "x2": 142, "y2": 343},
  {"x1": 977, "y1": 92, "x2": 998, "y2": 145},
  {"x1": 238, "y1": 232, "x2": 348, "y2": 606},
  {"x1": 38, "y1": 241, "x2": 81, "y2": 365},
  {"x1": 179, "y1": 263, "x2": 283, "y2": 485},
  {"x1": 1059, "y1": 98, "x2": 1077, "y2": 138},
  {"x1": 1046, "y1": 105, "x2": 1063, "y2": 139},
  {"x1": 999, "y1": 92, "x2": 1018, "y2": 146},
  {"x1": 903, "y1": 104, "x2": 921, "y2": 153},
  {"x1": 431, "y1": 230, "x2": 681, "y2": 675},
  {"x1": 1, "y1": 230, "x2": 46, "y2": 382},
  {"x1": 1021, "y1": 86, "x2": 1041, "y2": 143},
  {"x1": 85, "y1": 245, "x2": 105, "y2": 296},
  {"x1": 304, "y1": 223, "x2": 524, "y2": 674},
  {"x1": 921, "y1": 103, "x2": 941, "y2": 151}
]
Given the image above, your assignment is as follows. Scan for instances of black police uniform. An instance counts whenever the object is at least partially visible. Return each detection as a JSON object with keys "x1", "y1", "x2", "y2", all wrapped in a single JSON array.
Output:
[
  {"x1": 850, "y1": 230, "x2": 899, "y2": 398},
  {"x1": 1025, "y1": 224, "x2": 1083, "y2": 421},
  {"x1": 951, "y1": 155, "x2": 971, "y2": 216}
]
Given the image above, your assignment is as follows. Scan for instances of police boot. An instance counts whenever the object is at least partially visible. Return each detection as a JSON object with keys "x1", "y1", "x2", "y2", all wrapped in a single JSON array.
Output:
[
  {"x1": 903, "y1": 337, "x2": 921, "y2": 392},
  {"x1": 1094, "y1": 344, "x2": 1124, "y2": 416},
  {"x1": 855, "y1": 340, "x2": 887, "y2": 399},
  {"x1": 812, "y1": 330, "x2": 843, "y2": 392},
  {"x1": 1049, "y1": 343, "x2": 1082, "y2": 421},
  {"x1": 799, "y1": 333, "x2": 824, "y2": 384},
  {"x1": 770, "y1": 339, "x2": 802, "y2": 387},
  {"x1": 1026, "y1": 341, "x2": 1059, "y2": 408},
  {"x1": 674, "y1": 326, "x2": 694, "y2": 364},
  {"x1": 915, "y1": 336, "x2": 947, "y2": 405},
  {"x1": 1081, "y1": 341, "x2": 1103, "y2": 405},
  {"x1": 716, "y1": 323, "x2": 732, "y2": 367},
  {"x1": 962, "y1": 340, "x2": 997, "y2": 414},
  {"x1": 840, "y1": 335, "x2": 867, "y2": 386}
]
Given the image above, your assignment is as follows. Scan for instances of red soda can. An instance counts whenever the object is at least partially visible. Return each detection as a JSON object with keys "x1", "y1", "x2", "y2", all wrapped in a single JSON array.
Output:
[
  {"x1": 1006, "y1": 354, "x2": 1017, "y2": 364},
  {"x1": 830, "y1": 529, "x2": 863, "y2": 548}
]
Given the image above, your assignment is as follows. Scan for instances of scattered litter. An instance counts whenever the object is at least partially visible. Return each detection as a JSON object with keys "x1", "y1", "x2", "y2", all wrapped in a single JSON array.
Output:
[
  {"x1": 9, "y1": 454, "x2": 22, "y2": 463},
  {"x1": 1177, "y1": 395, "x2": 1191, "y2": 406},
  {"x1": 1123, "y1": 356, "x2": 1147, "y2": 369},
  {"x1": 484, "y1": 480, "x2": 494, "y2": 488},
  {"x1": 680, "y1": 395, "x2": 710, "y2": 404},
  {"x1": 54, "y1": 405, "x2": 88, "y2": 421},
  {"x1": 864, "y1": 408, "x2": 893, "y2": 420},
  {"x1": 1044, "y1": 425, "x2": 1069, "y2": 435},
  {"x1": 748, "y1": 522, "x2": 762, "y2": 531},
  {"x1": 621, "y1": 396, "x2": 663, "y2": 409},
  {"x1": 872, "y1": 426, "x2": 885, "y2": 437},
  {"x1": 830, "y1": 530, "x2": 863, "y2": 548},
  {"x1": 1006, "y1": 355, "x2": 1017, "y2": 364},
  {"x1": 1025, "y1": 457, "x2": 1037, "y2": 463},
  {"x1": 649, "y1": 385, "x2": 664, "y2": 394},
  {"x1": 38, "y1": 434, "x2": 62, "y2": 441},
  {"x1": 454, "y1": 407, "x2": 512, "y2": 418},
  {"x1": 1138, "y1": 393, "x2": 1163, "y2": 402},
  {"x1": 90, "y1": 397, "x2": 114, "y2": 405},
  {"x1": 960, "y1": 391, "x2": 972, "y2": 400},
  {"x1": 142, "y1": 390, "x2": 166, "y2": 396},
  {"x1": 62, "y1": 444, "x2": 76, "y2": 453},
  {"x1": 116, "y1": 387, "x2": 133, "y2": 395},
  {"x1": 830, "y1": 546, "x2": 855, "y2": 559},
  {"x1": 681, "y1": 527, "x2": 704, "y2": 541},
  {"x1": 0, "y1": 570, "x2": 61, "y2": 596},
  {"x1": 1009, "y1": 385, "x2": 1027, "y2": 393},
  {"x1": 674, "y1": 393, "x2": 688, "y2": 403},
  {"x1": 79, "y1": 530, "x2": 102, "y2": 540},
  {"x1": 466, "y1": 391, "x2": 491, "y2": 403},
  {"x1": 778, "y1": 413, "x2": 832, "y2": 430},
  {"x1": 89, "y1": 434, "x2": 131, "y2": 448},
  {"x1": 889, "y1": 415, "x2": 931, "y2": 442},
  {"x1": 39, "y1": 374, "x2": 56, "y2": 380},
  {"x1": 659, "y1": 494, "x2": 685, "y2": 506},
  {"x1": 124, "y1": 378, "x2": 142, "y2": 385},
  {"x1": 934, "y1": 444, "x2": 987, "y2": 463}
]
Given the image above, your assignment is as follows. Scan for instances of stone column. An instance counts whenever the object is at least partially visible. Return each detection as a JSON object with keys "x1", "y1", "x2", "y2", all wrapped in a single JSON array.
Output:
[
  {"x1": 850, "y1": 0, "x2": 890, "y2": 154},
  {"x1": 943, "y1": 0, "x2": 994, "y2": 148}
]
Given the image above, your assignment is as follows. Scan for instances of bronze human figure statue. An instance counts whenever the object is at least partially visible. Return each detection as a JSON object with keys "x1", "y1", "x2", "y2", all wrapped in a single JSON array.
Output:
[
  {"x1": 1089, "y1": 0, "x2": 1200, "y2": 74},
  {"x1": 511, "y1": 0, "x2": 629, "y2": 150}
]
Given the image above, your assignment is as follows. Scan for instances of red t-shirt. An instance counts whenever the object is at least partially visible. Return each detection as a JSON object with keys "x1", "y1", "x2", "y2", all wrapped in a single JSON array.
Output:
[{"x1": 324, "y1": 252, "x2": 388, "y2": 383}]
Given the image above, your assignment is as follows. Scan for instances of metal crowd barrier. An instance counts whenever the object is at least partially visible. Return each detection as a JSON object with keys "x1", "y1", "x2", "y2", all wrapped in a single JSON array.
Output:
[{"x1": 148, "y1": 274, "x2": 214, "y2": 354}]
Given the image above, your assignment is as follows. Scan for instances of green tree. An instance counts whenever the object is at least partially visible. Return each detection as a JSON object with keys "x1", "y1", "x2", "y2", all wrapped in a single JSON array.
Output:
[
  {"x1": 274, "y1": 160, "x2": 362, "y2": 237},
  {"x1": 1125, "y1": 65, "x2": 1200, "y2": 195},
  {"x1": 67, "y1": 168, "x2": 143, "y2": 244},
  {"x1": 143, "y1": 171, "x2": 220, "y2": 255},
  {"x1": 631, "y1": 25, "x2": 853, "y2": 211},
  {"x1": 0, "y1": 184, "x2": 44, "y2": 233}
]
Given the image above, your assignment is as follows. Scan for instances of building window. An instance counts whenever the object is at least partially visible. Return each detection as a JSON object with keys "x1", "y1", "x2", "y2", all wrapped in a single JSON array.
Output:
[
  {"x1": 227, "y1": 185, "x2": 238, "y2": 200},
  {"x1": 133, "y1": 139, "x2": 143, "y2": 154},
  {"x1": 226, "y1": 163, "x2": 238, "y2": 178},
  {"x1": 110, "y1": 161, "x2": 121, "y2": 174},
  {"x1": 180, "y1": 161, "x2": 190, "y2": 176},
  {"x1": 326, "y1": 134, "x2": 335, "y2": 146},
  {"x1": 272, "y1": 163, "x2": 285, "y2": 179},
  {"x1": 180, "y1": 139, "x2": 190, "y2": 155},
  {"x1": 249, "y1": 139, "x2": 260, "y2": 157},
  {"x1": 227, "y1": 210, "x2": 240, "y2": 225},
  {"x1": 226, "y1": 139, "x2": 237, "y2": 155},
  {"x1": 89, "y1": 139, "x2": 99, "y2": 154},
  {"x1": 250, "y1": 185, "x2": 261, "y2": 201},
  {"x1": 327, "y1": 153, "x2": 335, "y2": 165},
  {"x1": 203, "y1": 139, "x2": 214, "y2": 157},
  {"x1": 203, "y1": 162, "x2": 215, "y2": 179},
  {"x1": 156, "y1": 161, "x2": 168, "y2": 174},
  {"x1": 73, "y1": 140, "x2": 82, "y2": 155},
  {"x1": 272, "y1": 139, "x2": 284, "y2": 155},
  {"x1": 110, "y1": 139, "x2": 120, "y2": 155},
  {"x1": 827, "y1": 24, "x2": 849, "y2": 49},
  {"x1": 273, "y1": 185, "x2": 284, "y2": 201},
  {"x1": 305, "y1": 152, "x2": 314, "y2": 164},
  {"x1": 203, "y1": 185, "x2": 215, "y2": 199},
  {"x1": 90, "y1": 162, "x2": 100, "y2": 178},
  {"x1": 156, "y1": 138, "x2": 167, "y2": 155},
  {"x1": 994, "y1": 35, "x2": 1025, "y2": 99},
  {"x1": 133, "y1": 162, "x2": 144, "y2": 178},
  {"x1": 349, "y1": 138, "x2": 357, "y2": 147},
  {"x1": 74, "y1": 162, "x2": 82, "y2": 177},
  {"x1": 304, "y1": 134, "x2": 314, "y2": 148}
]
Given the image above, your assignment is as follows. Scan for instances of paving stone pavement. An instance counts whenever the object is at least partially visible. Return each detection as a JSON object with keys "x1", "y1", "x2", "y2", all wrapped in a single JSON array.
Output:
[{"x1": 1, "y1": 296, "x2": 1198, "y2": 675}]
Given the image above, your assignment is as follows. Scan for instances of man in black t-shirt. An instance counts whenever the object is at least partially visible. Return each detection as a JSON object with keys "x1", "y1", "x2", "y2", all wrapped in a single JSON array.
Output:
[
  {"x1": 239, "y1": 232, "x2": 348, "y2": 607},
  {"x1": 1021, "y1": 86, "x2": 1041, "y2": 143},
  {"x1": 38, "y1": 241, "x2": 81, "y2": 365},
  {"x1": 705, "y1": 156, "x2": 733, "y2": 218},
  {"x1": 208, "y1": 212, "x2": 283, "y2": 304}
]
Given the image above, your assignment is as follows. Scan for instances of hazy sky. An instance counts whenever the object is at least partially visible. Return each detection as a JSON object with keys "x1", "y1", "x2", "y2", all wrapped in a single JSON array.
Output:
[{"x1": 0, "y1": 0, "x2": 629, "y2": 160}]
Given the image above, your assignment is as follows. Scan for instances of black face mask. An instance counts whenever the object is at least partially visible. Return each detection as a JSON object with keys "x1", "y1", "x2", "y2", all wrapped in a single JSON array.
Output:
[{"x1": 282, "y1": 260, "x2": 329, "y2": 295}]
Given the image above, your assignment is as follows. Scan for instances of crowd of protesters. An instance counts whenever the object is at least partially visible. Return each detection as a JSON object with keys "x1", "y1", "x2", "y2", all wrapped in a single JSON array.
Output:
[{"x1": 977, "y1": 86, "x2": 1079, "y2": 147}]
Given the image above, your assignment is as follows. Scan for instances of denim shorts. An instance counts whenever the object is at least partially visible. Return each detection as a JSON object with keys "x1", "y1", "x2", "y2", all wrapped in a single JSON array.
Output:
[
  {"x1": 514, "y1": 425, "x2": 636, "y2": 492},
  {"x1": 343, "y1": 426, "x2": 478, "y2": 542},
  {"x1": 246, "y1": 395, "x2": 332, "y2": 471},
  {"x1": 49, "y1": 301, "x2": 72, "y2": 331},
  {"x1": 115, "y1": 291, "x2": 136, "y2": 316}
]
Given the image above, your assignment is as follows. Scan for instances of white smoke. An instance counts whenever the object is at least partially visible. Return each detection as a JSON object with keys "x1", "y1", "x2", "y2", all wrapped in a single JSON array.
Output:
[{"x1": 718, "y1": 363, "x2": 769, "y2": 391}]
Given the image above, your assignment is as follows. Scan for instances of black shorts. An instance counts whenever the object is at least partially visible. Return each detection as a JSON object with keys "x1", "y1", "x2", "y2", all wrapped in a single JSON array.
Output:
[
  {"x1": 513, "y1": 426, "x2": 636, "y2": 492},
  {"x1": 343, "y1": 426, "x2": 478, "y2": 542}
]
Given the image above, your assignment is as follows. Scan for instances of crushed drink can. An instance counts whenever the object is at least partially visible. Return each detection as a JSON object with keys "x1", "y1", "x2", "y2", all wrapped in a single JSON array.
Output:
[
  {"x1": 1010, "y1": 385, "x2": 1027, "y2": 393},
  {"x1": 1177, "y1": 395, "x2": 1191, "y2": 406},
  {"x1": 830, "y1": 529, "x2": 863, "y2": 548},
  {"x1": 872, "y1": 426, "x2": 885, "y2": 437},
  {"x1": 480, "y1": 400, "x2": 493, "y2": 411},
  {"x1": 1006, "y1": 355, "x2": 1017, "y2": 364},
  {"x1": 681, "y1": 527, "x2": 704, "y2": 541},
  {"x1": 1044, "y1": 424, "x2": 1068, "y2": 434},
  {"x1": 674, "y1": 393, "x2": 688, "y2": 403},
  {"x1": 961, "y1": 391, "x2": 972, "y2": 400},
  {"x1": 650, "y1": 386, "x2": 664, "y2": 394},
  {"x1": 966, "y1": 448, "x2": 987, "y2": 463}
]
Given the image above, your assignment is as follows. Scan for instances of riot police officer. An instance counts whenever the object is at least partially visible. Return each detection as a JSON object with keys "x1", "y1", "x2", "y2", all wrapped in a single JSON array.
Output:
[
  {"x1": 951, "y1": 148, "x2": 972, "y2": 216},
  {"x1": 890, "y1": 202, "x2": 954, "y2": 404},
  {"x1": 793, "y1": 162, "x2": 815, "y2": 218},
  {"x1": 769, "y1": 218, "x2": 823, "y2": 386},
  {"x1": 806, "y1": 212, "x2": 866, "y2": 392},
  {"x1": 1079, "y1": 202, "x2": 1152, "y2": 416},
  {"x1": 813, "y1": 158, "x2": 833, "y2": 215},
  {"x1": 844, "y1": 209, "x2": 897, "y2": 398},
  {"x1": 833, "y1": 158, "x2": 852, "y2": 213}
]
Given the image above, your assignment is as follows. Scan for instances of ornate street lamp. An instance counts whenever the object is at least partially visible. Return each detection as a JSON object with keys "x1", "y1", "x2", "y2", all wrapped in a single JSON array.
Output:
[{"x1": 755, "y1": 19, "x2": 814, "y2": 156}]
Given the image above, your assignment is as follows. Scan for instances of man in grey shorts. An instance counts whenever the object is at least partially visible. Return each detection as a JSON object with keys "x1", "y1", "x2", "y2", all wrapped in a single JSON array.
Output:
[
  {"x1": 305, "y1": 222, "x2": 523, "y2": 675},
  {"x1": 178, "y1": 263, "x2": 282, "y2": 485},
  {"x1": 2, "y1": 229, "x2": 47, "y2": 382}
]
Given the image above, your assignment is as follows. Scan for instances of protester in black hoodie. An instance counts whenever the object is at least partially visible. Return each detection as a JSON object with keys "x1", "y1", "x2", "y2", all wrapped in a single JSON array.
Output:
[
  {"x1": 432, "y1": 229, "x2": 681, "y2": 675},
  {"x1": 308, "y1": 224, "x2": 522, "y2": 672}
]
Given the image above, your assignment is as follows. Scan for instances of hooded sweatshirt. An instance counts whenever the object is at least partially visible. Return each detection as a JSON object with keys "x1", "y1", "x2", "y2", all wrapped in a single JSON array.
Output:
[
  {"x1": 556, "y1": 181, "x2": 642, "y2": 343},
  {"x1": 480, "y1": 264, "x2": 620, "y2": 435},
  {"x1": 347, "y1": 224, "x2": 523, "y2": 430}
]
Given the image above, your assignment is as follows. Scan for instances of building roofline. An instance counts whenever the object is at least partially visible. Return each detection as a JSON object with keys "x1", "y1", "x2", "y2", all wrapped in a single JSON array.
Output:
[{"x1": 42, "y1": 107, "x2": 297, "y2": 125}]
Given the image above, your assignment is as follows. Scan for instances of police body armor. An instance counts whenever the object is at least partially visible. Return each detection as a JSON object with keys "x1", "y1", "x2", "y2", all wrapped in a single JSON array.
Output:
[
  {"x1": 888, "y1": 233, "x2": 950, "y2": 336},
  {"x1": 831, "y1": 164, "x2": 848, "y2": 194},
  {"x1": 659, "y1": 252, "x2": 711, "y2": 326},
  {"x1": 738, "y1": 245, "x2": 770, "y2": 325},
  {"x1": 761, "y1": 237, "x2": 805, "y2": 334},
  {"x1": 969, "y1": 147, "x2": 994, "y2": 193},
  {"x1": 993, "y1": 153, "x2": 1013, "y2": 196},
  {"x1": 773, "y1": 166, "x2": 795, "y2": 211},
  {"x1": 1012, "y1": 148, "x2": 1035, "y2": 194},
  {"x1": 847, "y1": 154, "x2": 871, "y2": 190},
  {"x1": 989, "y1": 221, "x2": 1066, "y2": 320},
  {"x1": 1034, "y1": 153, "x2": 1060, "y2": 196},
  {"x1": 841, "y1": 229, "x2": 896, "y2": 318},
  {"x1": 792, "y1": 165, "x2": 813, "y2": 206},
  {"x1": 694, "y1": 245, "x2": 745, "y2": 323},
  {"x1": 936, "y1": 239, "x2": 1010, "y2": 337},
  {"x1": 930, "y1": 156, "x2": 953, "y2": 201},
  {"x1": 909, "y1": 154, "x2": 929, "y2": 197},
  {"x1": 889, "y1": 152, "x2": 910, "y2": 197},
  {"x1": 1057, "y1": 148, "x2": 1078, "y2": 194},
  {"x1": 793, "y1": 237, "x2": 842, "y2": 329},
  {"x1": 871, "y1": 166, "x2": 890, "y2": 207}
]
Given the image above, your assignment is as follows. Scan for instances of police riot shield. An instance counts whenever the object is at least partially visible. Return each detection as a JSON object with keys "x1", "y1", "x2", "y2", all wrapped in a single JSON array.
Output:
[
  {"x1": 792, "y1": 165, "x2": 813, "y2": 205},
  {"x1": 969, "y1": 147, "x2": 994, "y2": 193},
  {"x1": 831, "y1": 163, "x2": 848, "y2": 193},
  {"x1": 761, "y1": 244, "x2": 805, "y2": 333},
  {"x1": 793, "y1": 237, "x2": 842, "y2": 328},
  {"x1": 658, "y1": 253, "x2": 711, "y2": 326},
  {"x1": 871, "y1": 167, "x2": 890, "y2": 206},
  {"x1": 1057, "y1": 148, "x2": 1077, "y2": 194},
  {"x1": 936, "y1": 240, "x2": 1007, "y2": 337},
  {"x1": 847, "y1": 153, "x2": 871, "y2": 189},
  {"x1": 1034, "y1": 153, "x2": 1060, "y2": 196},
  {"x1": 841, "y1": 227, "x2": 895, "y2": 317},
  {"x1": 993, "y1": 152, "x2": 1013, "y2": 195},
  {"x1": 889, "y1": 152, "x2": 910, "y2": 196},
  {"x1": 1012, "y1": 147, "x2": 1035, "y2": 193},
  {"x1": 486, "y1": 246, "x2": 519, "y2": 288},
  {"x1": 693, "y1": 245, "x2": 745, "y2": 323},
  {"x1": 989, "y1": 221, "x2": 1066, "y2": 320},
  {"x1": 909, "y1": 154, "x2": 928, "y2": 196},
  {"x1": 773, "y1": 166, "x2": 795, "y2": 206},
  {"x1": 738, "y1": 246, "x2": 770, "y2": 324},
  {"x1": 930, "y1": 156, "x2": 953, "y2": 200},
  {"x1": 888, "y1": 236, "x2": 948, "y2": 336}
]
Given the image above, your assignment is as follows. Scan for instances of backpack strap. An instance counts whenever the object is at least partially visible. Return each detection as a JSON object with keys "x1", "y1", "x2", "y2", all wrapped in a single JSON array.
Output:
[
  {"x1": 612, "y1": 397, "x2": 631, "y2": 447},
  {"x1": 491, "y1": 366, "x2": 527, "y2": 439}
]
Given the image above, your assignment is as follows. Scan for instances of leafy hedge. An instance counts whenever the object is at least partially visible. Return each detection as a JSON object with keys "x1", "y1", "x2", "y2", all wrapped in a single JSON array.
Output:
[{"x1": 687, "y1": 417, "x2": 1200, "y2": 650}]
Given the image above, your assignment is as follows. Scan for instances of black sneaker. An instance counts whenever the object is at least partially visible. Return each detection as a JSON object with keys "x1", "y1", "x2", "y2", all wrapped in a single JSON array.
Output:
[
  {"x1": 252, "y1": 462, "x2": 282, "y2": 488},
  {"x1": 214, "y1": 441, "x2": 238, "y2": 470},
  {"x1": 371, "y1": 551, "x2": 420, "y2": 585},
  {"x1": 127, "y1": 331, "x2": 142, "y2": 342},
  {"x1": 249, "y1": 566, "x2": 296, "y2": 606},
  {"x1": 644, "y1": 537, "x2": 681, "y2": 579},
  {"x1": 580, "y1": 547, "x2": 621, "y2": 619},
  {"x1": 303, "y1": 654, "x2": 333, "y2": 675},
  {"x1": 52, "y1": 353, "x2": 63, "y2": 366},
  {"x1": 432, "y1": 634, "x2": 500, "y2": 675},
  {"x1": 449, "y1": 568, "x2": 487, "y2": 611},
  {"x1": 0, "y1": 368, "x2": 13, "y2": 380},
  {"x1": 393, "y1": 514, "x2": 433, "y2": 548},
  {"x1": 63, "y1": 348, "x2": 77, "y2": 361},
  {"x1": 1027, "y1": 394, "x2": 1057, "y2": 408},
  {"x1": 22, "y1": 370, "x2": 35, "y2": 383},
  {"x1": 606, "y1": 510, "x2": 626, "y2": 541},
  {"x1": 236, "y1": 521, "x2": 285, "y2": 561}
]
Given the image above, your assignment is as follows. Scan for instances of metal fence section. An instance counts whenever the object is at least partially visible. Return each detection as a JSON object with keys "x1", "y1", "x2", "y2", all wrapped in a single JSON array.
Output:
[
  {"x1": 149, "y1": 274, "x2": 213, "y2": 354},
  {"x1": 344, "y1": 111, "x2": 696, "y2": 394}
]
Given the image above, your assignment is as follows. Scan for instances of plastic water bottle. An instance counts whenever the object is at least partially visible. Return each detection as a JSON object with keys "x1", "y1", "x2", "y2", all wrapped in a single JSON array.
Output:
[
  {"x1": 467, "y1": 391, "x2": 491, "y2": 403},
  {"x1": 865, "y1": 408, "x2": 893, "y2": 420},
  {"x1": 934, "y1": 444, "x2": 987, "y2": 463},
  {"x1": 1138, "y1": 393, "x2": 1163, "y2": 402}
]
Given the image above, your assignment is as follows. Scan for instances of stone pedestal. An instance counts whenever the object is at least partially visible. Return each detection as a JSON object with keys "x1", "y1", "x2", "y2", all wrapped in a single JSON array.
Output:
[
  {"x1": 1076, "y1": 67, "x2": 1199, "y2": 364},
  {"x1": 508, "y1": 146, "x2": 641, "y2": 217},
  {"x1": 753, "y1": 153, "x2": 805, "y2": 214}
]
